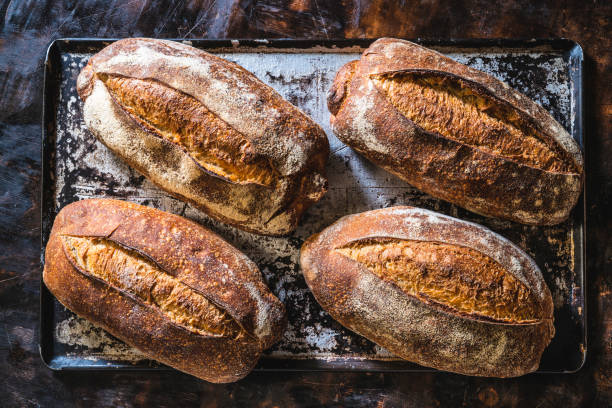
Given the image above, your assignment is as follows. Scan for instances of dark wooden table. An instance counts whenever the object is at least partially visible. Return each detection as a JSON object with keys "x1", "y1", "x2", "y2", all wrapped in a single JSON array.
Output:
[{"x1": 1, "y1": 1, "x2": 610, "y2": 406}]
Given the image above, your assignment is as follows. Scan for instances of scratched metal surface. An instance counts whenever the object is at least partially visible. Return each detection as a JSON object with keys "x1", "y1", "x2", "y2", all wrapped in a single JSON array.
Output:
[{"x1": 41, "y1": 39, "x2": 585, "y2": 373}]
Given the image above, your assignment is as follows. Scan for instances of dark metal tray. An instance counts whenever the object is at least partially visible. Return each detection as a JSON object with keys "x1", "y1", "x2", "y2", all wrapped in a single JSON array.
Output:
[{"x1": 41, "y1": 38, "x2": 586, "y2": 374}]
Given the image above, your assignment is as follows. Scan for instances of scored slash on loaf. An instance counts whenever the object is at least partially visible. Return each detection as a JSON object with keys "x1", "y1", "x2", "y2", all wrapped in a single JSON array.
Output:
[{"x1": 77, "y1": 38, "x2": 330, "y2": 236}]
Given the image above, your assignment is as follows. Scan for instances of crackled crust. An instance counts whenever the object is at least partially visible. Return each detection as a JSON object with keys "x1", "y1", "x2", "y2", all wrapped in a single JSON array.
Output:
[
  {"x1": 101, "y1": 74, "x2": 278, "y2": 187},
  {"x1": 62, "y1": 236, "x2": 243, "y2": 338},
  {"x1": 43, "y1": 199, "x2": 287, "y2": 383},
  {"x1": 300, "y1": 207, "x2": 555, "y2": 377},
  {"x1": 328, "y1": 38, "x2": 583, "y2": 225},
  {"x1": 335, "y1": 238, "x2": 541, "y2": 324},
  {"x1": 371, "y1": 71, "x2": 575, "y2": 173},
  {"x1": 78, "y1": 38, "x2": 329, "y2": 235}
]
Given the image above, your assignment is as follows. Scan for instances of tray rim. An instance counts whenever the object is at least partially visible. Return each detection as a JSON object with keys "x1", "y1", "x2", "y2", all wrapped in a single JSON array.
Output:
[{"x1": 40, "y1": 37, "x2": 587, "y2": 375}]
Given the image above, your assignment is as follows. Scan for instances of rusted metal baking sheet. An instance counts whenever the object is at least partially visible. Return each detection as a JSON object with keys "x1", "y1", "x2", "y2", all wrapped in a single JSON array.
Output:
[{"x1": 41, "y1": 39, "x2": 585, "y2": 373}]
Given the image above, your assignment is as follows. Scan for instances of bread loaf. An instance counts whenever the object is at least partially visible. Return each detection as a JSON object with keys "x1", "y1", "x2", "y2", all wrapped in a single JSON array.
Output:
[
  {"x1": 77, "y1": 38, "x2": 329, "y2": 236},
  {"x1": 43, "y1": 199, "x2": 287, "y2": 383},
  {"x1": 300, "y1": 206, "x2": 555, "y2": 377},
  {"x1": 328, "y1": 38, "x2": 583, "y2": 225}
]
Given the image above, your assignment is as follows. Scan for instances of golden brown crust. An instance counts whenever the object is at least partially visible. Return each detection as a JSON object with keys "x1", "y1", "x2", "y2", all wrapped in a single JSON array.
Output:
[
  {"x1": 62, "y1": 236, "x2": 243, "y2": 338},
  {"x1": 328, "y1": 38, "x2": 584, "y2": 225},
  {"x1": 300, "y1": 207, "x2": 555, "y2": 377},
  {"x1": 101, "y1": 74, "x2": 277, "y2": 187},
  {"x1": 336, "y1": 238, "x2": 541, "y2": 324},
  {"x1": 77, "y1": 38, "x2": 329, "y2": 235},
  {"x1": 371, "y1": 71, "x2": 575, "y2": 173},
  {"x1": 43, "y1": 198, "x2": 287, "y2": 383}
]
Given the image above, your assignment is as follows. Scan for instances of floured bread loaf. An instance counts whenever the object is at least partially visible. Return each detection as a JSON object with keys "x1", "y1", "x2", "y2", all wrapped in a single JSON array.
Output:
[
  {"x1": 78, "y1": 38, "x2": 329, "y2": 235},
  {"x1": 300, "y1": 206, "x2": 555, "y2": 377},
  {"x1": 43, "y1": 199, "x2": 287, "y2": 382},
  {"x1": 328, "y1": 38, "x2": 583, "y2": 225}
]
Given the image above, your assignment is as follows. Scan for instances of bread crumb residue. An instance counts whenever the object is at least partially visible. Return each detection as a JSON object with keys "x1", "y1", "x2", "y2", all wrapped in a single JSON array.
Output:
[
  {"x1": 55, "y1": 316, "x2": 146, "y2": 361},
  {"x1": 303, "y1": 324, "x2": 338, "y2": 351}
]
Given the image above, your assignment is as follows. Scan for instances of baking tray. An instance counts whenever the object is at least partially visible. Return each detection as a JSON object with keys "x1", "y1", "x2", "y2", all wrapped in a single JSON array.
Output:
[{"x1": 41, "y1": 38, "x2": 586, "y2": 374}]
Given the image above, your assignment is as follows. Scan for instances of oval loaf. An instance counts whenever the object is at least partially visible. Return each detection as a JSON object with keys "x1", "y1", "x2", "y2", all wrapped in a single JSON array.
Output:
[
  {"x1": 300, "y1": 206, "x2": 555, "y2": 377},
  {"x1": 328, "y1": 38, "x2": 583, "y2": 225},
  {"x1": 77, "y1": 38, "x2": 329, "y2": 236},
  {"x1": 43, "y1": 198, "x2": 287, "y2": 383}
]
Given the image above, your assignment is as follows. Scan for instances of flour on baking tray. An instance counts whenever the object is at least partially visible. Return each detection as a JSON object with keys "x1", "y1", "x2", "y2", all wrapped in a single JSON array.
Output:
[{"x1": 51, "y1": 47, "x2": 578, "y2": 365}]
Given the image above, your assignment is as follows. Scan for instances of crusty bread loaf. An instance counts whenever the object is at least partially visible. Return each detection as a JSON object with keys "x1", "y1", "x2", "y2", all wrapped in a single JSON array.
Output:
[
  {"x1": 300, "y1": 206, "x2": 555, "y2": 377},
  {"x1": 43, "y1": 199, "x2": 287, "y2": 383},
  {"x1": 77, "y1": 38, "x2": 329, "y2": 236},
  {"x1": 328, "y1": 38, "x2": 583, "y2": 225}
]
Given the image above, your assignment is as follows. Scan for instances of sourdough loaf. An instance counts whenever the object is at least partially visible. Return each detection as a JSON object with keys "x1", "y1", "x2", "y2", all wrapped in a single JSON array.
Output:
[
  {"x1": 328, "y1": 38, "x2": 583, "y2": 225},
  {"x1": 300, "y1": 206, "x2": 555, "y2": 377},
  {"x1": 78, "y1": 38, "x2": 329, "y2": 236},
  {"x1": 43, "y1": 199, "x2": 287, "y2": 383}
]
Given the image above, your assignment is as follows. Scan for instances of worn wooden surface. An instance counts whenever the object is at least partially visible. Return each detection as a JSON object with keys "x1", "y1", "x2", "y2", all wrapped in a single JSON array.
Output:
[{"x1": 0, "y1": 1, "x2": 610, "y2": 406}]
